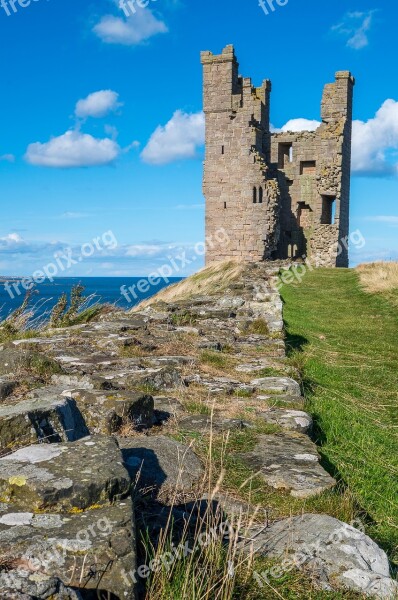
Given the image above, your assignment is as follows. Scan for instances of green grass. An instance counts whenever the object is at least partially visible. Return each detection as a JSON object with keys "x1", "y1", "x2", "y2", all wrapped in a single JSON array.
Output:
[{"x1": 280, "y1": 268, "x2": 398, "y2": 561}]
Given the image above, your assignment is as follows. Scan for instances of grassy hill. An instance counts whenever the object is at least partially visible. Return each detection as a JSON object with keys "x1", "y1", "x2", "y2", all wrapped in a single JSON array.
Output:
[{"x1": 281, "y1": 265, "x2": 398, "y2": 563}]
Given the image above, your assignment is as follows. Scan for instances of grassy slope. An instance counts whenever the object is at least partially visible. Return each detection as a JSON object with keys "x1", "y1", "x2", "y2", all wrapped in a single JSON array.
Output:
[{"x1": 281, "y1": 268, "x2": 398, "y2": 561}]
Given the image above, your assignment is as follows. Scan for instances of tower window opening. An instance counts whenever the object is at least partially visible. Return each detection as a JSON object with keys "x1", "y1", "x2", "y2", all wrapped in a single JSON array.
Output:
[
  {"x1": 253, "y1": 187, "x2": 257, "y2": 204},
  {"x1": 259, "y1": 186, "x2": 263, "y2": 203},
  {"x1": 278, "y1": 143, "x2": 293, "y2": 168},
  {"x1": 224, "y1": 202, "x2": 227, "y2": 209},
  {"x1": 321, "y1": 196, "x2": 336, "y2": 224},
  {"x1": 221, "y1": 145, "x2": 225, "y2": 155}
]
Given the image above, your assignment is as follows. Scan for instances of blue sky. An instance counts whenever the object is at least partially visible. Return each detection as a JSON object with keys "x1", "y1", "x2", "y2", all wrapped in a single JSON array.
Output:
[{"x1": 0, "y1": 0, "x2": 397, "y2": 277}]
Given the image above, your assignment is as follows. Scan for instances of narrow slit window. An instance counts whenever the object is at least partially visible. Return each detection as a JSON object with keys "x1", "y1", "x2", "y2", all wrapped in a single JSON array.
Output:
[
  {"x1": 259, "y1": 187, "x2": 263, "y2": 204},
  {"x1": 253, "y1": 187, "x2": 257, "y2": 204},
  {"x1": 221, "y1": 145, "x2": 225, "y2": 155},
  {"x1": 224, "y1": 202, "x2": 227, "y2": 209}
]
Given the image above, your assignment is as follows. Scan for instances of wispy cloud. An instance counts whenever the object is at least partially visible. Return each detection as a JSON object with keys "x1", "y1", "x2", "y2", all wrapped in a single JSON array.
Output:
[
  {"x1": 364, "y1": 216, "x2": 398, "y2": 225},
  {"x1": 58, "y1": 212, "x2": 91, "y2": 220},
  {"x1": 332, "y1": 10, "x2": 377, "y2": 50},
  {"x1": 0, "y1": 154, "x2": 15, "y2": 163}
]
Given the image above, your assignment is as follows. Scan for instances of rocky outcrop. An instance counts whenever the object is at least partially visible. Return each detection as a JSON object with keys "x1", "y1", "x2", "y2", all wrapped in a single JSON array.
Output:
[{"x1": 0, "y1": 262, "x2": 395, "y2": 598}]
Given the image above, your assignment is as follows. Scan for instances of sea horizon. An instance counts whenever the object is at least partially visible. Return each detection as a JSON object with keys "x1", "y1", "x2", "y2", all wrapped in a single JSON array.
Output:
[{"x1": 0, "y1": 276, "x2": 183, "y2": 322}]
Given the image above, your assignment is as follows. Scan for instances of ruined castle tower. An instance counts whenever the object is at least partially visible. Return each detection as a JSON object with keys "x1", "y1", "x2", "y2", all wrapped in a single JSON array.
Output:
[{"x1": 201, "y1": 45, "x2": 355, "y2": 267}]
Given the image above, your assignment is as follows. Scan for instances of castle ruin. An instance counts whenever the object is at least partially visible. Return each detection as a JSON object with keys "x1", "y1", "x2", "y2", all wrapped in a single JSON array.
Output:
[{"x1": 201, "y1": 45, "x2": 355, "y2": 267}]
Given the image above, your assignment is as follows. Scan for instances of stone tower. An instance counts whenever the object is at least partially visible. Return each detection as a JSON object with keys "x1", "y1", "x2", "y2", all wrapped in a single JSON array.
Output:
[{"x1": 201, "y1": 45, "x2": 355, "y2": 267}]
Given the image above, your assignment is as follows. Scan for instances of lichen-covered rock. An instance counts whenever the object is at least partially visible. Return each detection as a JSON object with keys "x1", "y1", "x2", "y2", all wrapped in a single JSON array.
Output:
[
  {"x1": 0, "y1": 349, "x2": 61, "y2": 378},
  {"x1": 0, "y1": 387, "x2": 89, "y2": 453},
  {"x1": 246, "y1": 514, "x2": 398, "y2": 599},
  {"x1": 118, "y1": 435, "x2": 203, "y2": 496},
  {"x1": 251, "y1": 377, "x2": 301, "y2": 396},
  {"x1": 240, "y1": 432, "x2": 336, "y2": 498},
  {"x1": 0, "y1": 571, "x2": 82, "y2": 599},
  {"x1": 0, "y1": 500, "x2": 136, "y2": 599},
  {"x1": 153, "y1": 396, "x2": 185, "y2": 425},
  {"x1": 68, "y1": 388, "x2": 153, "y2": 433},
  {"x1": 256, "y1": 408, "x2": 313, "y2": 434},
  {"x1": 0, "y1": 435, "x2": 130, "y2": 511}
]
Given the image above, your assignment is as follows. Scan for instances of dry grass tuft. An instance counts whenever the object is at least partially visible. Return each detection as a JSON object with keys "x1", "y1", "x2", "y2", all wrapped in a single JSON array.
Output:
[
  {"x1": 133, "y1": 261, "x2": 244, "y2": 310},
  {"x1": 356, "y1": 261, "x2": 398, "y2": 294}
]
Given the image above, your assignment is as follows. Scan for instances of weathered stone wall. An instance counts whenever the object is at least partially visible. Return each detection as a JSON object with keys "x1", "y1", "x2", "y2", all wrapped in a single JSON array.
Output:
[
  {"x1": 201, "y1": 45, "x2": 355, "y2": 268},
  {"x1": 201, "y1": 45, "x2": 281, "y2": 263}
]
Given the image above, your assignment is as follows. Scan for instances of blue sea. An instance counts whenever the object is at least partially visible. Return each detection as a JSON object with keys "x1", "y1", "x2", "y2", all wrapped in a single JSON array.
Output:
[{"x1": 0, "y1": 277, "x2": 182, "y2": 323}]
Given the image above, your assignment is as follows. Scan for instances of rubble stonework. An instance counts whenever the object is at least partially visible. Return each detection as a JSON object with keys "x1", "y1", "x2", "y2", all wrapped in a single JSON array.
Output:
[{"x1": 201, "y1": 45, "x2": 355, "y2": 267}]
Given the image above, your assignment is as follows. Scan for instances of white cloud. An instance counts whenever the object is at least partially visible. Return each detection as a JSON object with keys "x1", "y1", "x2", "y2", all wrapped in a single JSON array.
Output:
[
  {"x1": 141, "y1": 110, "x2": 205, "y2": 165},
  {"x1": 352, "y1": 99, "x2": 398, "y2": 176},
  {"x1": 75, "y1": 90, "x2": 122, "y2": 119},
  {"x1": 25, "y1": 130, "x2": 121, "y2": 168},
  {"x1": 94, "y1": 8, "x2": 168, "y2": 46},
  {"x1": 0, "y1": 233, "x2": 26, "y2": 250},
  {"x1": 332, "y1": 10, "x2": 376, "y2": 50},
  {"x1": 0, "y1": 154, "x2": 15, "y2": 163},
  {"x1": 277, "y1": 119, "x2": 321, "y2": 133}
]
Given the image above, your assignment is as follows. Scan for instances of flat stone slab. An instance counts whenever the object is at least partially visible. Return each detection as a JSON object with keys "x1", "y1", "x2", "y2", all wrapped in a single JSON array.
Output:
[
  {"x1": 178, "y1": 414, "x2": 251, "y2": 434},
  {"x1": 185, "y1": 374, "x2": 254, "y2": 395},
  {"x1": 251, "y1": 377, "x2": 301, "y2": 396},
  {"x1": 240, "y1": 432, "x2": 336, "y2": 498},
  {"x1": 0, "y1": 435, "x2": 130, "y2": 511},
  {"x1": 0, "y1": 500, "x2": 135, "y2": 599},
  {"x1": 118, "y1": 435, "x2": 203, "y2": 495},
  {"x1": 68, "y1": 388, "x2": 153, "y2": 434},
  {"x1": 246, "y1": 514, "x2": 398, "y2": 599},
  {"x1": 256, "y1": 408, "x2": 313, "y2": 434},
  {"x1": 0, "y1": 386, "x2": 89, "y2": 453}
]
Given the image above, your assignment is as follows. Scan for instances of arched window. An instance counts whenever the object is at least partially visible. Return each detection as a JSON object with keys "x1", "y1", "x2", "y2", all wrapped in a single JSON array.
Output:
[
  {"x1": 253, "y1": 187, "x2": 257, "y2": 204},
  {"x1": 259, "y1": 187, "x2": 263, "y2": 204}
]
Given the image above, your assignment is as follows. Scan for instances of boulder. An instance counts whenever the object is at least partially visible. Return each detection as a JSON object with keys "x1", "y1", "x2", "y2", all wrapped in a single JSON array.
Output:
[
  {"x1": 0, "y1": 435, "x2": 130, "y2": 511},
  {"x1": 0, "y1": 387, "x2": 88, "y2": 453},
  {"x1": 0, "y1": 501, "x2": 135, "y2": 599},
  {"x1": 240, "y1": 432, "x2": 336, "y2": 498},
  {"x1": 68, "y1": 388, "x2": 153, "y2": 433},
  {"x1": 247, "y1": 514, "x2": 398, "y2": 599},
  {"x1": 118, "y1": 435, "x2": 203, "y2": 496},
  {"x1": 153, "y1": 396, "x2": 185, "y2": 425}
]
